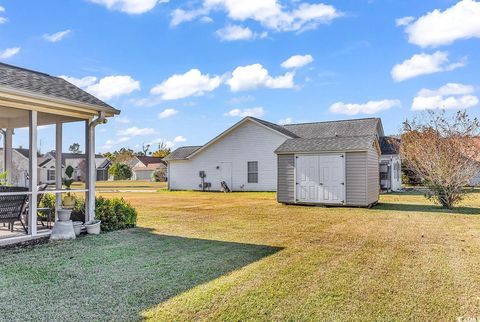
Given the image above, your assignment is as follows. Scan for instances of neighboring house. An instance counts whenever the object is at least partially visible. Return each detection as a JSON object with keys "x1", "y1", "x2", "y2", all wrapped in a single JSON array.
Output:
[
  {"x1": 129, "y1": 156, "x2": 166, "y2": 181},
  {"x1": 166, "y1": 116, "x2": 386, "y2": 207},
  {"x1": 379, "y1": 136, "x2": 402, "y2": 191},
  {"x1": 37, "y1": 152, "x2": 110, "y2": 184},
  {"x1": 0, "y1": 148, "x2": 30, "y2": 187}
]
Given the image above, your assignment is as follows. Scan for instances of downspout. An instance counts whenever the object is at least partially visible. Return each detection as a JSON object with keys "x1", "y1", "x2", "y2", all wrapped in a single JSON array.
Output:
[{"x1": 86, "y1": 112, "x2": 107, "y2": 222}]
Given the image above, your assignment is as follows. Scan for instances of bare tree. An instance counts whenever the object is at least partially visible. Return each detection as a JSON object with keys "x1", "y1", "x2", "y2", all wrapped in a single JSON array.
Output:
[{"x1": 401, "y1": 110, "x2": 480, "y2": 208}]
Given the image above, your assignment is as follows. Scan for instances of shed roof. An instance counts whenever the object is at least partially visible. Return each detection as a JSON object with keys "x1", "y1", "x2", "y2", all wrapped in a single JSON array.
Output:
[{"x1": 0, "y1": 63, "x2": 119, "y2": 114}]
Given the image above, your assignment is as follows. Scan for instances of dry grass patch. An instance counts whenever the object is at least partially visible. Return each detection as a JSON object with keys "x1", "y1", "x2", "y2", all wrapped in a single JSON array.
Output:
[{"x1": 1, "y1": 189, "x2": 479, "y2": 321}]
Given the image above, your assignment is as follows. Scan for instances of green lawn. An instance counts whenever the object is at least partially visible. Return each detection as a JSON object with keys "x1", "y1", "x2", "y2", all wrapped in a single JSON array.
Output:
[{"x1": 1, "y1": 189, "x2": 480, "y2": 321}]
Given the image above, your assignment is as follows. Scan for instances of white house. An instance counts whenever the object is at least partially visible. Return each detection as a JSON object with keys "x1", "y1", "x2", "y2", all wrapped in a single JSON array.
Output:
[
  {"x1": 0, "y1": 148, "x2": 30, "y2": 187},
  {"x1": 166, "y1": 117, "x2": 402, "y2": 204},
  {"x1": 165, "y1": 117, "x2": 289, "y2": 191},
  {"x1": 127, "y1": 156, "x2": 166, "y2": 181},
  {"x1": 379, "y1": 136, "x2": 402, "y2": 191},
  {"x1": 39, "y1": 152, "x2": 111, "y2": 184}
]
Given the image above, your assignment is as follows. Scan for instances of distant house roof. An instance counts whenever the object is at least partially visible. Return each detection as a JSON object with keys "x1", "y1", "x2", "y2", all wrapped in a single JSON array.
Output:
[
  {"x1": 166, "y1": 117, "x2": 384, "y2": 160},
  {"x1": 135, "y1": 156, "x2": 165, "y2": 166},
  {"x1": 0, "y1": 63, "x2": 119, "y2": 114},
  {"x1": 379, "y1": 136, "x2": 401, "y2": 155},
  {"x1": 164, "y1": 146, "x2": 202, "y2": 161}
]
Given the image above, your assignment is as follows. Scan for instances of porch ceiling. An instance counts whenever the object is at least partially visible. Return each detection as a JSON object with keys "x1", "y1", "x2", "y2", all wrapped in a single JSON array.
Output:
[{"x1": 0, "y1": 106, "x2": 82, "y2": 128}]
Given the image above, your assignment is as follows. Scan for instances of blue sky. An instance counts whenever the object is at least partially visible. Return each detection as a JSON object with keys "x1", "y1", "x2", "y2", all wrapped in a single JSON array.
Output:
[{"x1": 1, "y1": 0, "x2": 480, "y2": 153}]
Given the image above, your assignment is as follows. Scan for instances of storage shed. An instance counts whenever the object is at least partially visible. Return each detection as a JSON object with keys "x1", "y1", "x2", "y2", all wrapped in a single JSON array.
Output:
[{"x1": 275, "y1": 118, "x2": 383, "y2": 207}]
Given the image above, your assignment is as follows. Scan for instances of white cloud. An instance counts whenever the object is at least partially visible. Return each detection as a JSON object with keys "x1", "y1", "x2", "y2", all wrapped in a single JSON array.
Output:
[
  {"x1": 173, "y1": 135, "x2": 187, "y2": 143},
  {"x1": 401, "y1": 0, "x2": 480, "y2": 47},
  {"x1": 115, "y1": 117, "x2": 131, "y2": 124},
  {"x1": 117, "y1": 127, "x2": 156, "y2": 137},
  {"x1": 43, "y1": 29, "x2": 72, "y2": 42},
  {"x1": 0, "y1": 47, "x2": 20, "y2": 59},
  {"x1": 172, "y1": 0, "x2": 341, "y2": 32},
  {"x1": 60, "y1": 75, "x2": 140, "y2": 100},
  {"x1": 281, "y1": 54, "x2": 314, "y2": 69},
  {"x1": 278, "y1": 117, "x2": 293, "y2": 125},
  {"x1": 0, "y1": 6, "x2": 5, "y2": 12},
  {"x1": 158, "y1": 108, "x2": 179, "y2": 119},
  {"x1": 170, "y1": 8, "x2": 209, "y2": 27},
  {"x1": 88, "y1": 0, "x2": 167, "y2": 14},
  {"x1": 102, "y1": 136, "x2": 131, "y2": 149},
  {"x1": 216, "y1": 25, "x2": 254, "y2": 41},
  {"x1": 0, "y1": 17, "x2": 7, "y2": 24},
  {"x1": 395, "y1": 16, "x2": 414, "y2": 27},
  {"x1": 151, "y1": 69, "x2": 221, "y2": 100},
  {"x1": 228, "y1": 95, "x2": 255, "y2": 104},
  {"x1": 330, "y1": 99, "x2": 401, "y2": 115},
  {"x1": 224, "y1": 107, "x2": 265, "y2": 117},
  {"x1": 412, "y1": 83, "x2": 479, "y2": 111},
  {"x1": 391, "y1": 51, "x2": 465, "y2": 82},
  {"x1": 227, "y1": 63, "x2": 294, "y2": 91},
  {"x1": 59, "y1": 76, "x2": 98, "y2": 88}
]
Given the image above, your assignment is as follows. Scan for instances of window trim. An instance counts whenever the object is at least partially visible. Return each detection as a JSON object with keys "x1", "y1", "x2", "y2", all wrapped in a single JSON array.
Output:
[
  {"x1": 47, "y1": 168, "x2": 56, "y2": 181},
  {"x1": 247, "y1": 161, "x2": 258, "y2": 184}
]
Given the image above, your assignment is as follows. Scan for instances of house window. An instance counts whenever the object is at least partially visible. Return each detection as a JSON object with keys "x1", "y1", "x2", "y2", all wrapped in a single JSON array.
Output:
[
  {"x1": 47, "y1": 169, "x2": 55, "y2": 181},
  {"x1": 247, "y1": 161, "x2": 258, "y2": 183}
]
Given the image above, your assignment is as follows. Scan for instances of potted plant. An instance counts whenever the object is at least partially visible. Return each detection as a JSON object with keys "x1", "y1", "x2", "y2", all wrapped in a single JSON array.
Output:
[
  {"x1": 85, "y1": 220, "x2": 101, "y2": 235},
  {"x1": 62, "y1": 165, "x2": 76, "y2": 208}
]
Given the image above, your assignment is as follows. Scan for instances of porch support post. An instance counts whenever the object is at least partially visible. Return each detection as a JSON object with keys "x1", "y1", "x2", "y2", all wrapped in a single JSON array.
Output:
[
  {"x1": 55, "y1": 122, "x2": 63, "y2": 217},
  {"x1": 28, "y1": 111, "x2": 38, "y2": 236},
  {"x1": 5, "y1": 128, "x2": 13, "y2": 184},
  {"x1": 85, "y1": 120, "x2": 95, "y2": 222}
]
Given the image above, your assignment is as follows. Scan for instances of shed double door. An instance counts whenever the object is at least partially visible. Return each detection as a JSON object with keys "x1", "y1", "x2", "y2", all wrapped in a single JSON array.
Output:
[{"x1": 296, "y1": 154, "x2": 344, "y2": 204}]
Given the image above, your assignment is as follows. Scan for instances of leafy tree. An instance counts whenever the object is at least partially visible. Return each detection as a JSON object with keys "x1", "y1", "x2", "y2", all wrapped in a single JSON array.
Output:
[
  {"x1": 69, "y1": 143, "x2": 81, "y2": 154},
  {"x1": 104, "y1": 148, "x2": 135, "y2": 163},
  {"x1": 401, "y1": 110, "x2": 480, "y2": 208},
  {"x1": 108, "y1": 162, "x2": 133, "y2": 180},
  {"x1": 152, "y1": 141, "x2": 171, "y2": 158}
]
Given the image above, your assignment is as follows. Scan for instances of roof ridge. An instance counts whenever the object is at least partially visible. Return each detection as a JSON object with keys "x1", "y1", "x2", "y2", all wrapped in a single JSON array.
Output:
[
  {"x1": 0, "y1": 62, "x2": 53, "y2": 78},
  {"x1": 282, "y1": 117, "x2": 379, "y2": 127}
]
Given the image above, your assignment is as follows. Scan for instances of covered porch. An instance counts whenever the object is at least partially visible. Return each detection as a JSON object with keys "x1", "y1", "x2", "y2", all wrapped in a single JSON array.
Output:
[{"x1": 0, "y1": 63, "x2": 119, "y2": 245}]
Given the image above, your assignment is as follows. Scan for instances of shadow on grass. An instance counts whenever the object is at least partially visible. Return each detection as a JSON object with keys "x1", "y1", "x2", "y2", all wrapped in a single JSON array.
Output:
[
  {"x1": 0, "y1": 228, "x2": 282, "y2": 321},
  {"x1": 374, "y1": 202, "x2": 480, "y2": 215}
]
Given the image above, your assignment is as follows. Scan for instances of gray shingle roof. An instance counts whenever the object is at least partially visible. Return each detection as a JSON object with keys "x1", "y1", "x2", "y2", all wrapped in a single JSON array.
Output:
[
  {"x1": 275, "y1": 135, "x2": 375, "y2": 154},
  {"x1": 167, "y1": 117, "x2": 383, "y2": 160},
  {"x1": 0, "y1": 63, "x2": 119, "y2": 113},
  {"x1": 282, "y1": 118, "x2": 380, "y2": 139},
  {"x1": 379, "y1": 136, "x2": 400, "y2": 155},
  {"x1": 164, "y1": 146, "x2": 202, "y2": 161},
  {"x1": 249, "y1": 117, "x2": 299, "y2": 138}
]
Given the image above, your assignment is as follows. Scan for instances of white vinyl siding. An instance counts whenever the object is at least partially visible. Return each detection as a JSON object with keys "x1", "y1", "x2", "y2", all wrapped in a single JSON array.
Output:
[{"x1": 168, "y1": 120, "x2": 288, "y2": 191}]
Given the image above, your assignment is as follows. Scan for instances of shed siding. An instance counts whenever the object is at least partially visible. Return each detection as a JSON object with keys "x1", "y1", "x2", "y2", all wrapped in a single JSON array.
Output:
[
  {"x1": 277, "y1": 154, "x2": 295, "y2": 203},
  {"x1": 168, "y1": 120, "x2": 288, "y2": 191},
  {"x1": 367, "y1": 146, "x2": 380, "y2": 205},
  {"x1": 345, "y1": 151, "x2": 367, "y2": 206}
]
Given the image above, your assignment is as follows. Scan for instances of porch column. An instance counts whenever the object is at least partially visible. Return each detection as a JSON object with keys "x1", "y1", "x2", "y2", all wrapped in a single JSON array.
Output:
[
  {"x1": 29, "y1": 111, "x2": 38, "y2": 236},
  {"x1": 55, "y1": 122, "x2": 63, "y2": 217},
  {"x1": 85, "y1": 120, "x2": 95, "y2": 222},
  {"x1": 4, "y1": 128, "x2": 13, "y2": 184}
]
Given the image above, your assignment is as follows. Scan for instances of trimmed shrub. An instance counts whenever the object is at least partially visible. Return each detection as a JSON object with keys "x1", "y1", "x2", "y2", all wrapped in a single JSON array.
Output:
[
  {"x1": 40, "y1": 194, "x2": 137, "y2": 232},
  {"x1": 93, "y1": 197, "x2": 137, "y2": 232}
]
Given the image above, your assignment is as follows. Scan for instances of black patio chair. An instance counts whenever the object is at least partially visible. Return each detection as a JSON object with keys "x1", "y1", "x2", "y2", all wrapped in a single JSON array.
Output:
[{"x1": 0, "y1": 186, "x2": 29, "y2": 233}]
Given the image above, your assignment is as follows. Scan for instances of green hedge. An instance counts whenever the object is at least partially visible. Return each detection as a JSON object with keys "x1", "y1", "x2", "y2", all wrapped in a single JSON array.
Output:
[{"x1": 40, "y1": 193, "x2": 137, "y2": 232}]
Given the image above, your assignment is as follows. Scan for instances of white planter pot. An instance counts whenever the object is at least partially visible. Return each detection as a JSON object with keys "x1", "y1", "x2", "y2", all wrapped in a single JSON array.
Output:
[
  {"x1": 72, "y1": 221, "x2": 84, "y2": 236},
  {"x1": 85, "y1": 220, "x2": 101, "y2": 235},
  {"x1": 57, "y1": 209, "x2": 72, "y2": 221}
]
